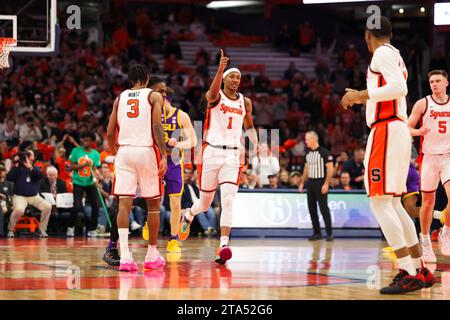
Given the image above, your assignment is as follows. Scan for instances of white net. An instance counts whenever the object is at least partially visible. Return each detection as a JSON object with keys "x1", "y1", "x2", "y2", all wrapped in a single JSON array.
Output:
[{"x1": 0, "y1": 38, "x2": 16, "y2": 69}]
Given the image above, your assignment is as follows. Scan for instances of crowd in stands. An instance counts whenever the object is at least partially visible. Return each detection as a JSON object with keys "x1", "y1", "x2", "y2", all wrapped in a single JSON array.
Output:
[{"x1": 0, "y1": 4, "x2": 374, "y2": 237}]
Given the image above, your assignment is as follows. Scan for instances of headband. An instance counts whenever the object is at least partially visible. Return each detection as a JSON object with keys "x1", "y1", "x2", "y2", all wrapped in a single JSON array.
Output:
[{"x1": 223, "y1": 68, "x2": 241, "y2": 79}]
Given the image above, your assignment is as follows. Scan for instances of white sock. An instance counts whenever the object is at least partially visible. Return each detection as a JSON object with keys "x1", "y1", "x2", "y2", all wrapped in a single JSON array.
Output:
[
  {"x1": 412, "y1": 257, "x2": 423, "y2": 270},
  {"x1": 397, "y1": 255, "x2": 417, "y2": 276},
  {"x1": 118, "y1": 228, "x2": 130, "y2": 260},
  {"x1": 145, "y1": 245, "x2": 158, "y2": 262},
  {"x1": 185, "y1": 208, "x2": 194, "y2": 222},
  {"x1": 420, "y1": 233, "x2": 431, "y2": 244},
  {"x1": 220, "y1": 236, "x2": 229, "y2": 247},
  {"x1": 433, "y1": 210, "x2": 443, "y2": 220}
]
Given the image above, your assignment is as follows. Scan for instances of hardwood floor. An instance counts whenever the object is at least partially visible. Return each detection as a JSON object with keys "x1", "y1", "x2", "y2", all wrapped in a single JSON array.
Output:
[{"x1": 0, "y1": 237, "x2": 449, "y2": 300}]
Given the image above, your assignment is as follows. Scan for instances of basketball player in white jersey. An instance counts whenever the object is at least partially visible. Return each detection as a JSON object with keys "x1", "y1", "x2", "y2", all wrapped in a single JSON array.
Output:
[
  {"x1": 408, "y1": 69, "x2": 450, "y2": 262},
  {"x1": 178, "y1": 49, "x2": 260, "y2": 264},
  {"x1": 106, "y1": 64, "x2": 167, "y2": 272},
  {"x1": 342, "y1": 16, "x2": 435, "y2": 294}
]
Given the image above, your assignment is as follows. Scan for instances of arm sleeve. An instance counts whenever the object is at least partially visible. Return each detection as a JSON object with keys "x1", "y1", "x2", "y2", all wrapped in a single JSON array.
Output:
[{"x1": 368, "y1": 46, "x2": 408, "y2": 102}]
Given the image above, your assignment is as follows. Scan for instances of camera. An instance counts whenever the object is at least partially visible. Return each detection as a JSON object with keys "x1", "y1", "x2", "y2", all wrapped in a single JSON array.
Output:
[{"x1": 14, "y1": 152, "x2": 29, "y2": 166}]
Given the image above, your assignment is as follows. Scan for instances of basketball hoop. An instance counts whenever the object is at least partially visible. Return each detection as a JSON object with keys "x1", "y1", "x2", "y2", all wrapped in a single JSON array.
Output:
[{"x1": 0, "y1": 38, "x2": 16, "y2": 69}]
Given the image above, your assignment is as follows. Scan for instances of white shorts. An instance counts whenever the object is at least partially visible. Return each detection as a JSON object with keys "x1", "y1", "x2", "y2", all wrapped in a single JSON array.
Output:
[
  {"x1": 198, "y1": 144, "x2": 242, "y2": 192},
  {"x1": 364, "y1": 120, "x2": 411, "y2": 197},
  {"x1": 420, "y1": 153, "x2": 450, "y2": 192},
  {"x1": 113, "y1": 145, "x2": 163, "y2": 199}
]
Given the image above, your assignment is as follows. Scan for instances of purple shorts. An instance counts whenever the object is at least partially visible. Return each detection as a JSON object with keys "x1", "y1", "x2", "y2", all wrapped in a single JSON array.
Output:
[
  {"x1": 406, "y1": 162, "x2": 420, "y2": 194},
  {"x1": 164, "y1": 157, "x2": 183, "y2": 196}
]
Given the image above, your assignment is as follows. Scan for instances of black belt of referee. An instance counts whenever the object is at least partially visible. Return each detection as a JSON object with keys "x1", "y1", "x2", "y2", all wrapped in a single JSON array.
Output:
[{"x1": 206, "y1": 142, "x2": 239, "y2": 150}]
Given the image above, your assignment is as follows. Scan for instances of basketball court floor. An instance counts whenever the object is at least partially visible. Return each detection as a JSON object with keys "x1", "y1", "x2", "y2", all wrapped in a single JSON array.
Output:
[{"x1": 0, "y1": 237, "x2": 449, "y2": 300}]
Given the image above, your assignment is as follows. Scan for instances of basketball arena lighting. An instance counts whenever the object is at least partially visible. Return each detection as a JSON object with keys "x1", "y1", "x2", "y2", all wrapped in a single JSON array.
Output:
[
  {"x1": 206, "y1": 1, "x2": 260, "y2": 9},
  {"x1": 399, "y1": 8, "x2": 404, "y2": 14},
  {"x1": 420, "y1": 7, "x2": 426, "y2": 13}
]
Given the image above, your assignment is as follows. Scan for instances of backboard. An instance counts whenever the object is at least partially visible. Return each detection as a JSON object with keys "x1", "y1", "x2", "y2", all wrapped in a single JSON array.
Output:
[{"x1": 0, "y1": 0, "x2": 57, "y2": 54}]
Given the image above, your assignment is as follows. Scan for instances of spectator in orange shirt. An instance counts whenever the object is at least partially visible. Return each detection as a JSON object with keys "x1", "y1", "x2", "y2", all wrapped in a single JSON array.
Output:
[
  {"x1": 163, "y1": 54, "x2": 181, "y2": 74},
  {"x1": 100, "y1": 140, "x2": 115, "y2": 173},
  {"x1": 112, "y1": 26, "x2": 130, "y2": 52},
  {"x1": 343, "y1": 43, "x2": 360, "y2": 71},
  {"x1": 298, "y1": 21, "x2": 315, "y2": 52}
]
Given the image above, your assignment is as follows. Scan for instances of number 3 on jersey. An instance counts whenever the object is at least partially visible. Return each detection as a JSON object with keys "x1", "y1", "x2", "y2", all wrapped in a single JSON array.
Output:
[{"x1": 127, "y1": 99, "x2": 139, "y2": 118}]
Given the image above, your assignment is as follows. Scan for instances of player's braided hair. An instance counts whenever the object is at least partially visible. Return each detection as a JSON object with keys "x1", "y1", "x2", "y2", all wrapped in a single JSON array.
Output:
[{"x1": 128, "y1": 63, "x2": 149, "y2": 87}]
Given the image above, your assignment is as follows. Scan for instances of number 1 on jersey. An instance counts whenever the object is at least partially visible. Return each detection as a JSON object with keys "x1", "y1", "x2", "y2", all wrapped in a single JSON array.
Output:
[
  {"x1": 127, "y1": 99, "x2": 139, "y2": 118},
  {"x1": 227, "y1": 117, "x2": 233, "y2": 129}
]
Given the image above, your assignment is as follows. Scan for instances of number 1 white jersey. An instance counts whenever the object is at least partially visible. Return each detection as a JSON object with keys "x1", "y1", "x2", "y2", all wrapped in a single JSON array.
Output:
[
  {"x1": 117, "y1": 88, "x2": 155, "y2": 147},
  {"x1": 203, "y1": 90, "x2": 246, "y2": 148},
  {"x1": 420, "y1": 95, "x2": 450, "y2": 155}
]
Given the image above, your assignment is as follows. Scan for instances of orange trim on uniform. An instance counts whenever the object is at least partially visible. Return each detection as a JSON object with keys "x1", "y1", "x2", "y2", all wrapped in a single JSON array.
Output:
[
  {"x1": 367, "y1": 123, "x2": 389, "y2": 197},
  {"x1": 417, "y1": 97, "x2": 428, "y2": 191},
  {"x1": 197, "y1": 143, "x2": 208, "y2": 191},
  {"x1": 443, "y1": 179, "x2": 450, "y2": 187},
  {"x1": 152, "y1": 144, "x2": 163, "y2": 197},
  {"x1": 375, "y1": 75, "x2": 397, "y2": 122}
]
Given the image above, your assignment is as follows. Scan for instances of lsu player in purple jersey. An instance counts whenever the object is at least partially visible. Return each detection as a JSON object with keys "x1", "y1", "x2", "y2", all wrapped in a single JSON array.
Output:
[{"x1": 142, "y1": 77, "x2": 197, "y2": 254}]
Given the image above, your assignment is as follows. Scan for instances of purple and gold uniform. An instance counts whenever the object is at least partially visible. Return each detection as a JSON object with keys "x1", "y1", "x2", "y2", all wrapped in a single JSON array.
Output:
[
  {"x1": 402, "y1": 162, "x2": 420, "y2": 201},
  {"x1": 162, "y1": 107, "x2": 184, "y2": 196}
]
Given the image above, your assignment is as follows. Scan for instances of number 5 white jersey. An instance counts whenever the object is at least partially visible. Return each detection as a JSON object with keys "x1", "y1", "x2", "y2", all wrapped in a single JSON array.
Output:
[
  {"x1": 117, "y1": 88, "x2": 155, "y2": 147},
  {"x1": 204, "y1": 90, "x2": 246, "y2": 148},
  {"x1": 420, "y1": 95, "x2": 450, "y2": 155}
]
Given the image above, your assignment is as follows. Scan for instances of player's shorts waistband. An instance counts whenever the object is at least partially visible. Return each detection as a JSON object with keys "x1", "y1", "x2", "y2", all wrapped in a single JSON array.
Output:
[
  {"x1": 370, "y1": 116, "x2": 402, "y2": 129},
  {"x1": 205, "y1": 142, "x2": 239, "y2": 150}
]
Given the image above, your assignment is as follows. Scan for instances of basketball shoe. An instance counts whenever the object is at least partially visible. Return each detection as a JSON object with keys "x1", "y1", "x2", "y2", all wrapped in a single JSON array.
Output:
[
  {"x1": 103, "y1": 247, "x2": 120, "y2": 266},
  {"x1": 142, "y1": 222, "x2": 149, "y2": 241},
  {"x1": 419, "y1": 267, "x2": 437, "y2": 288},
  {"x1": 178, "y1": 209, "x2": 193, "y2": 241},
  {"x1": 167, "y1": 239, "x2": 181, "y2": 253},
  {"x1": 379, "y1": 270, "x2": 425, "y2": 294},
  {"x1": 144, "y1": 254, "x2": 166, "y2": 270},
  {"x1": 215, "y1": 246, "x2": 232, "y2": 265},
  {"x1": 119, "y1": 253, "x2": 138, "y2": 272}
]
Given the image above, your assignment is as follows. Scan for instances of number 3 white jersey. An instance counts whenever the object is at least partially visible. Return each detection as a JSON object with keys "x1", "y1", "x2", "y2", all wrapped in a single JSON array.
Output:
[
  {"x1": 117, "y1": 88, "x2": 155, "y2": 147},
  {"x1": 420, "y1": 95, "x2": 450, "y2": 155},
  {"x1": 204, "y1": 90, "x2": 246, "y2": 147}
]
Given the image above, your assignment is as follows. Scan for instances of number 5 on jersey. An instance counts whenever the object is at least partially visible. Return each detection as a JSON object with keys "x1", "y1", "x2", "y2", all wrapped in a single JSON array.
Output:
[
  {"x1": 439, "y1": 121, "x2": 447, "y2": 134},
  {"x1": 127, "y1": 99, "x2": 139, "y2": 118}
]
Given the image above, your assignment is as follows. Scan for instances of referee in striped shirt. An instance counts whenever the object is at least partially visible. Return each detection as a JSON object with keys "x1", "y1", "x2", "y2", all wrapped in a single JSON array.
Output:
[{"x1": 299, "y1": 131, "x2": 334, "y2": 241}]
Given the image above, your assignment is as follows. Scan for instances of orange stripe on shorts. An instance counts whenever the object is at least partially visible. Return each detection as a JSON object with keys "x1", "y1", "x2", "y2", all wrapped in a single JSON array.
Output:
[{"x1": 368, "y1": 123, "x2": 388, "y2": 197}]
